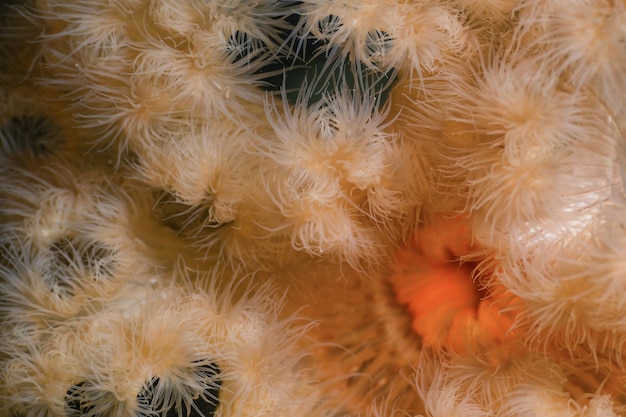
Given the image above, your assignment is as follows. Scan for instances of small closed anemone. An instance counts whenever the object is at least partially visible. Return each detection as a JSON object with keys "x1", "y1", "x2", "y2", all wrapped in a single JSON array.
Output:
[
  {"x1": 255, "y1": 81, "x2": 419, "y2": 273},
  {"x1": 514, "y1": 0, "x2": 626, "y2": 113},
  {"x1": 437, "y1": 57, "x2": 618, "y2": 253},
  {"x1": 0, "y1": 265, "x2": 328, "y2": 417}
]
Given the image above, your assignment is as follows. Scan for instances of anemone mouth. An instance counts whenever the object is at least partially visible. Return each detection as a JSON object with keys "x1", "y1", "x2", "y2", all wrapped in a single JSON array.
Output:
[{"x1": 389, "y1": 215, "x2": 515, "y2": 352}]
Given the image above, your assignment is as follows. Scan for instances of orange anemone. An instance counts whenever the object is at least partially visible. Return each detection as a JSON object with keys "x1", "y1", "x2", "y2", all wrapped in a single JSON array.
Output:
[{"x1": 390, "y1": 215, "x2": 517, "y2": 351}]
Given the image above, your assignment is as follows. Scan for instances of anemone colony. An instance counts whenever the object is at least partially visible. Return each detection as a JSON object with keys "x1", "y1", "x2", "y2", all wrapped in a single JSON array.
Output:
[{"x1": 1, "y1": 1, "x2": 626, "y2": 416}]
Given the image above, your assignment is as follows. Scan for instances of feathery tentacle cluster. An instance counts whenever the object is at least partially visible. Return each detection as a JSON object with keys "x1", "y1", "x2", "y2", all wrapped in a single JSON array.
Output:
[{"x1": 2, "y1": 0, "x2": 626, "y2": 416}]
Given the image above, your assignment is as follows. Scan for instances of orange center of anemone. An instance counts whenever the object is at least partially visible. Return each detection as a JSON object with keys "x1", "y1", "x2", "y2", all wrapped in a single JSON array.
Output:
[{"x1": 390, "y1": 216, "x2": 515, "y2": 351}]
